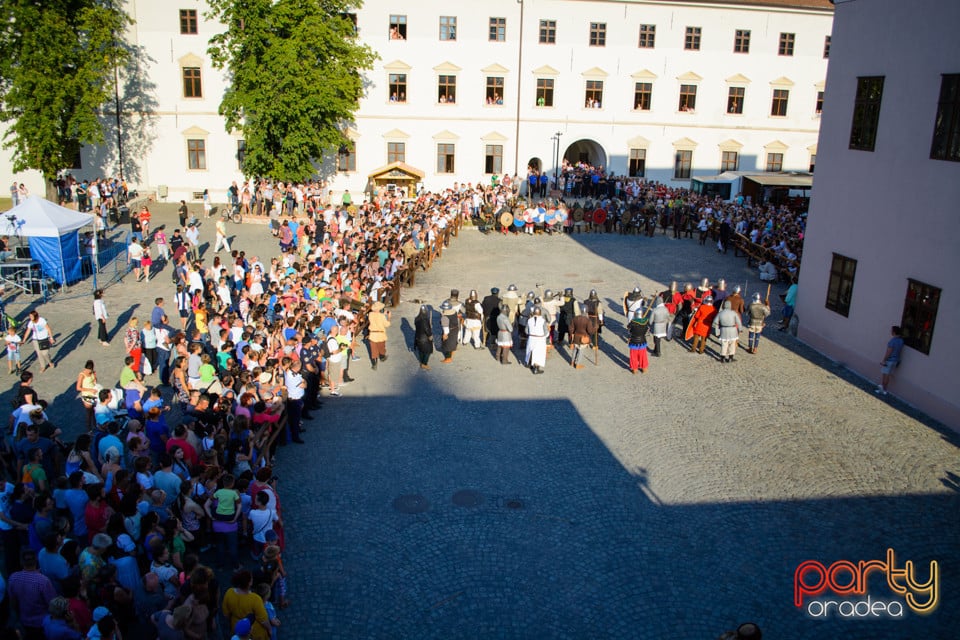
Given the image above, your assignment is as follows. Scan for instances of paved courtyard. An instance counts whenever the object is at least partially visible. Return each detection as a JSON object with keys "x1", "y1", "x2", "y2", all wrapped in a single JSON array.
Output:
[{"x1": 5, "y1": 209, "x2": 957, "y2": 638}]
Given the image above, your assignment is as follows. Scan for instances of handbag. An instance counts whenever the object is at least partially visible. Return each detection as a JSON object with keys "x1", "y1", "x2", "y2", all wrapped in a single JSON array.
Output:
[
  {"x1": 37, "y1": 338, "x2": 51, "y2": 350},
  {"x1": 142, "y1": 358, "x2": 153, "y2": 375}
]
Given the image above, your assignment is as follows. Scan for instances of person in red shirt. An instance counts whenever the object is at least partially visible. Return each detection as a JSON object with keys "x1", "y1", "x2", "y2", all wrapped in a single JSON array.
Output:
[
  {"x1": 689, "y1": 296, "x2": 718, "y2": 355},
  {"x1": 83, "y1": 484, "x2": 112, "y2": 542},
  {"x1": 165, "y1": 424, "x2": 199, "y2": 467}
]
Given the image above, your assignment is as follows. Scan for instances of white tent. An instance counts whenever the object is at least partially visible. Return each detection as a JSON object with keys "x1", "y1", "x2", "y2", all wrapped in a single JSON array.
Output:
[
  {"x1": 6, "y1": 195, "x2": 94, "y2": 237},
  {"x1": 4, "y1": 196, "x2": 96, "y2": 287}
]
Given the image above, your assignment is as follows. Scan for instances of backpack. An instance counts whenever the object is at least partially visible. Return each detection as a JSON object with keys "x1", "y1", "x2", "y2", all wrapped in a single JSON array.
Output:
[{"x1": 320, "y1": 336, "x2": 332, "y2": 359}]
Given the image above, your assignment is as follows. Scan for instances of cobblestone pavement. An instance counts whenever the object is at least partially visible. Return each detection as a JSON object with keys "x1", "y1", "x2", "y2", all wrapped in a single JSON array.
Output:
[{"x1": 6, "y1": 212, "x2": 957, "y2": 639}]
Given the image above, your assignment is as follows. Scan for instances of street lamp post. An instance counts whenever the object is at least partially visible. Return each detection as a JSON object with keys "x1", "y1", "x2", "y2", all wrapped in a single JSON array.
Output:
[{"x1": 552, "y1": 131, "x2": 563, "y2": 194}]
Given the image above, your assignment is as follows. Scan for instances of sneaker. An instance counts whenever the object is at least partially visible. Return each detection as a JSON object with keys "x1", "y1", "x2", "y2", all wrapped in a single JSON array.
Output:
[
  {"x1": 330, "y1": 390, "x2": 341, "y2": 397},
  {"x1": 350, "y1": 355, "x2": 361, "y2": 362},
  {"x1": 874, "y1": 387, "x2": 887, "y2": 395}
]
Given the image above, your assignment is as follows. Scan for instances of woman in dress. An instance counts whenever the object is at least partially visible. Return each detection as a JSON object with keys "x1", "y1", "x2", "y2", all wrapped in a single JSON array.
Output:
[
  {"x1": 93, "y1": 289, "x2": 110, "y2": 346},
  {"x1": 22, "y1": 310, "x2": 55, "y2": 372},
  {"x1": 124, "y1": 317, "x2": 143, "y2": 374},
  {"x1": 202, "y1": 188, "x2": 212, "y2": 218},
  {"x1": 76, "y1": 359, "x2": 100, "y2": 430}
]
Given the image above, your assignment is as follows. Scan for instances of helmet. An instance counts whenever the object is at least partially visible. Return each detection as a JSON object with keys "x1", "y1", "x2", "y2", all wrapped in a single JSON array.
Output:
[
  {"x1": 703, "y1": 296, "x2": 714, "y2": 305},
  {"x1": 544, "y1": 289, "x2": 554, "y2": 300},
  {"x1": 633, "y1": 286, "x2": 641, "y2": 294},
  {"x1": 683, "y1": 283, "x2": 693, "y2": 292},
  {"x1": 491, "y1": 287, "x2": 500, "y2": 295},
  {"x1": 700, "y1": 278, "x2": 710, "y2": 289},
  {"x1": 469, "y1": 289, "x2": 478, "y2": 299},
  {"x1": 589, "y1": 289, "x2": 599, "y2": 300},
  {"x1": 508, "y1": 284, "x2": 517, "y2": 292},
  {"x1": 527, "y1": 291, "x2": 535, "y2": 300},
  {"x1": 440, "y1": 300, "x2": 452, "y2": 310},
  {"x1": 564, "y1": 287, "x2": 574, "y2": 297},
  {"x1": 450, "y1": 289, "x2": 460, "y2": 299},
  {"x1": 717, "y1": 279, "x2": 726, "y2": 289},
  {"x1": 752, "y1": 293, "x2": 762, "y2": 303},
  {"x1": 534, "y1": 297, "x2": 542, "y2": 305},
  {"x1": 733, "y1": 285, "x2": 741, "y2": 294}
]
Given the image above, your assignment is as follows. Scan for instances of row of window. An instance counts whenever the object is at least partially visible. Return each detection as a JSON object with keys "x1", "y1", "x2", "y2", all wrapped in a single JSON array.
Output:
[
  {"x1": 826, "y1": 254, "x2": 939, "y2": 355},
  {"x1": 334, "y1": 142, "x2": 810, "y2": 180},
  {"x1": 382, "y1": 13, "x2": 830, "y2": 58},
  {"x1": 848, "y1": 73, "x2": 959, "y2": 162},
  {"x1": 386, "y1": 73, "x2": 820, "y2": 117}
]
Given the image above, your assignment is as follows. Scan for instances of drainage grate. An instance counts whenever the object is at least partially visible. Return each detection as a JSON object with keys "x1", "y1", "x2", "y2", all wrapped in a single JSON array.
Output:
[
  {"x1": 452, "y1": 490, "x2": 484, "y2": 508},
  {"x1": 392, "y1": 494, "x2": 430, "y2": 514}
]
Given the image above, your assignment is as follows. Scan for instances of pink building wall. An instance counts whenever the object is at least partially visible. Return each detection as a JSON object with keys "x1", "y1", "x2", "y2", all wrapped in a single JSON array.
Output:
[{"x1": 796, "y1": 0, "x2": 960, "y2": 429}]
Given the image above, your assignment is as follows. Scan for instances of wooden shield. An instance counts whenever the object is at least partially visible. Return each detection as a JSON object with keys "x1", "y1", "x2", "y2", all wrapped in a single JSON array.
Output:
[
  {"x1": 573, "y1": 207, "x2": 584, "y2": 222},
  {"x1": 499, "y1": 212, "x2": 513, "y2": 227},
  {"x1": 622, "y1": 210, "x2": 634, "y2": 225}
]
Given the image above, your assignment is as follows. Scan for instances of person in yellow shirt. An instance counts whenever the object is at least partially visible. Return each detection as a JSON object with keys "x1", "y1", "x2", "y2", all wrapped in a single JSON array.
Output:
[{"x1": 222, "y1": 569, "x2": 271, "y2": 640}]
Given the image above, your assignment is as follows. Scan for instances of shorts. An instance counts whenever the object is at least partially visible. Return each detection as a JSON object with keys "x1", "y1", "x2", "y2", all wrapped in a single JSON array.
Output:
[
  {"x1": 326, "y1": 358, "x2": 342, "y2": 380},
  {"x1": 130, "y1": 258, "x2": 141, "y2": 269},
  {"x1": 880, "y1": 358, "x2": 898, "y2": 375},
  {"x1": 179, "y1": 310, "x2": 190, "y2": 319},
  {"x1": 7, "y1": 350, "x2": 19, "y2": 362}
]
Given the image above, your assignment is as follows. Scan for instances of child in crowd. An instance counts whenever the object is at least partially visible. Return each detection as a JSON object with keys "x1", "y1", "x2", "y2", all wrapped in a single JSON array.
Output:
[{"x1": 5, "y1": 324, "x2": 21, "y2": 374}]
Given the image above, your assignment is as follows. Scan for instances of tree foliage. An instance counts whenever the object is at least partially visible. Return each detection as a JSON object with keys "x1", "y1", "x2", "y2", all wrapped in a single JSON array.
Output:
[
  {"x1": 0, "y1": 0, "x2": 130, "y2": 181},
  {"x1": 207, "y1": 0, "x2": 376, "y2": 183}
]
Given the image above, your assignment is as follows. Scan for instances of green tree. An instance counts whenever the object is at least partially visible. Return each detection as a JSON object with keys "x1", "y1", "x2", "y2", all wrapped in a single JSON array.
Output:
[
  {"x1": 0, "y1": 0, "x2": 130, "y2": 183},
  {"x1": 207, "y1": 0, "x2": 376, "y2": 182}
]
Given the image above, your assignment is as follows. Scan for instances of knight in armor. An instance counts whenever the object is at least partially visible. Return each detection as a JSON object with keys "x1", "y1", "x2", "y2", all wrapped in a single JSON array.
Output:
[
  {"x1": 444, "y1": 288, "x2": 464, "y2": 343},
  {"x1": 518, "y1": 291, "x2": 535, "y2": 349},
  {"x1": 439, "y1": 300, "x2": 461, "y2": 363},
  {"x1": 746, "y1": 292, "x2": 771, "y2": 354},
  {"x1": 649, "y1": 297, "x2": 670, "y2": 357},
  {"x1": 558, "y1": 288, "x2": 581, "y2": 347},
  {"x1": 481, "y1": 287, "x2": 501, "y2": 345},
  {"x1": 570, "y1": 310, "x2": 596, "y2": 369},
  {"x1": 499, "y1": 284, "x2": 521, "y2": 328},
  {"x1": 695, "y1": 278, "x2": 711, "y2": 306},
  {"x1": 712, "y1": 299, "x2": 743, "y2": 363},
  {"x1": 413, "y1": 304, "x2": 434, "y2": 370},
  {"x1": 622, "y1": 286, "x2": 645, "y2": 319},
  {"x1": 461, "y1": 289, "x2": 484, "y2": 349},
  {"x1": 541, "y1": 289, "x2": 563, "y2": 345},
  {"x1": 677, "y1": 282, "x2": 698, "y2": 341},
  {"x1": 525, "y1": 306, "x2": 548, "y2": 374},
  {"x1": 583, "y1": 289, "x2": 604, "y2": 340},
  {"x1": 495, "y1": 303, "x2": 514, "y2": 364},
  {"x1": 627, "y1": 308, "x2": 650, "y2": 374},
  {"x1": 689, "y1": 295, "x2": 717, "y2": 355},
  {"x1": 712, "y1": 278, "x2": 729, "y2": 308}
]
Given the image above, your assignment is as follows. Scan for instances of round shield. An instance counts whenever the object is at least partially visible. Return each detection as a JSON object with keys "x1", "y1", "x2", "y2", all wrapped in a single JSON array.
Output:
[
  {"x1": 514, "y1": 205, "x2": 525, "y2": 217},
  {"x1": 499, "y1": 212, "x2": 513, "y2": 227},
  {"x1": 513, "y1": 217, "x2": 525, "y2": 228},
  {"x1": 545, "y1": 208, "x2": 557, "y2": 223},
  {"x1": 622, "y1": 210, "x2": 634, "y2": 225},
  {"x1": 557, "y1": 208, "x2": 569, "y2": 223},
  {"x1": 573, "y1": 207, "x2": 584, "y2": 222},
  {"x1": 593, "y1": 208, "x2": 607, "y2": 224},
  {"x1": 524, "y1": 208, "x2": 535, "y2": 223}
]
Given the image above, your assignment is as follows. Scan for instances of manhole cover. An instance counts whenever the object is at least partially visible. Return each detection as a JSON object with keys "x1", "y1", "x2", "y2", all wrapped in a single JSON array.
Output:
[
  {"x1": 452, "y1": 490, "x2": 484, "y2": 508},
  {"x1": 505, "y1": 499, "x2": 524, "y2": 510},
  {"x1": 392, "y1": 494, "x2": 430, "y2": 514}
]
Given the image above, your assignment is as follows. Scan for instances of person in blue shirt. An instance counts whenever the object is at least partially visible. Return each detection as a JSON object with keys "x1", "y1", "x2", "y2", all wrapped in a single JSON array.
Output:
[{"x1": 877, "y1": 325, "x2": 905, "y2": 395}]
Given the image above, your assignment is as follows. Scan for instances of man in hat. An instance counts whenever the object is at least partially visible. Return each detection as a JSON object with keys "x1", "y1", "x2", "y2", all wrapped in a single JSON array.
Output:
[
  {"x1": 525, "y1": 306, "x2": 548, "y2": 374},
  {"x1": 460, "y1": 290, "x2": 484, "y2": 349},
  {"x1": 439, "y1": 301, "x2": 460, "y2": 363},
  {"x1": 712, "y1": 300, "x2": 743, "y2": 363},
  {"x1": 689, "y1": 295, "x2": 717, "y2": 355},
  {"x1": 367, "y1": 301, "x2": 391, "y2": 369},
  {"x1": 481, "y1": 287, "x2": 501, "y2": 345},
  {"x1": 557, "y1": 288, "x2": 581, "y2": 348},
  {"x1": 746, "y1": 292, "x2": 771, "y2": 354}
]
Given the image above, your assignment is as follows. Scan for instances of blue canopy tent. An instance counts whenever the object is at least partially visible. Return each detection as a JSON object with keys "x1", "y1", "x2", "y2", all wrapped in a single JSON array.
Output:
[{"x1": 4, "y1": 196, "x2": 96, "y2": 287}]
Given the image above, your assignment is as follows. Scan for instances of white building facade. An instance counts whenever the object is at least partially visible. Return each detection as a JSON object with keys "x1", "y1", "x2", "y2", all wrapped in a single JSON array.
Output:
[
  {"x1": 2, "y1": 0, "x2": 833, "y2": 202},
  {"x1": 796, "y1": 0, "x2": 960, "y2": 428}
]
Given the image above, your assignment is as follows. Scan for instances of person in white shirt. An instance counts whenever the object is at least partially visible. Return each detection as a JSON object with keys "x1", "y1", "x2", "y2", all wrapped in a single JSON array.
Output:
[
  {"x1": 93, "y1": 289, "x2": 110, "y2": 346},
  {"x1": 185, "y1": 224, "x2": 200, "y2": 261}
]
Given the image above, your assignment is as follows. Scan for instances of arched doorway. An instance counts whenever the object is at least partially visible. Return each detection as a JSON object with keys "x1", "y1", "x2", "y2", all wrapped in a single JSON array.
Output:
[
  {"x1": 527, "y1": 157, "x2": 541, "y2": 172},
  {"x1": 563, "y1": 139, "x2": 607, "y2": 171}
]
